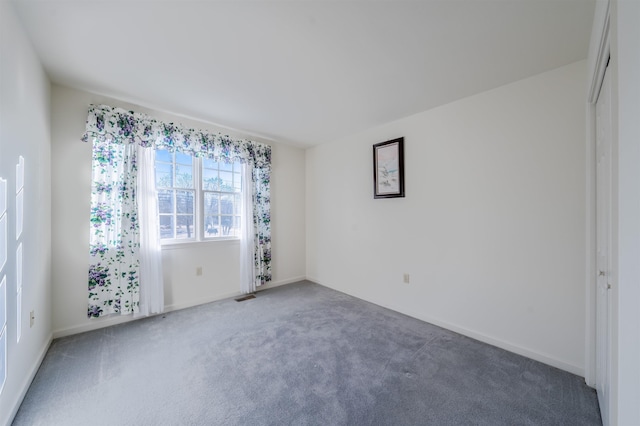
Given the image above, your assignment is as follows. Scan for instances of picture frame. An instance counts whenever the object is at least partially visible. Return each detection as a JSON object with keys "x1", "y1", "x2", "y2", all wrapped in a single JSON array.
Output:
[{"x1": 373, "y1": 137, "x2": 405, "y2": 199}]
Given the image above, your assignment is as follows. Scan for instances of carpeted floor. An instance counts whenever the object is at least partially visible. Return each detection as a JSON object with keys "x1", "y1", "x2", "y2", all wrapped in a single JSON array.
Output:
[{"x1": 13, "y1": 281, "x2": 601, "y2": 425}]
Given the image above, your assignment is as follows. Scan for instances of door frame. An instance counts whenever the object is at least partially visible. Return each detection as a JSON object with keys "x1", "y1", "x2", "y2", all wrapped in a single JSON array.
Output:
[{"x1": 585, "y1": 0, "x2": 610, "y2": 390}]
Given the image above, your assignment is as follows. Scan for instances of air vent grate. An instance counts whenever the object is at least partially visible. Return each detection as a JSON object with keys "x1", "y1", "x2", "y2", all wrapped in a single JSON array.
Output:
[{"x1": 235, "y1": 294, "x2": 256, "y2": 302}]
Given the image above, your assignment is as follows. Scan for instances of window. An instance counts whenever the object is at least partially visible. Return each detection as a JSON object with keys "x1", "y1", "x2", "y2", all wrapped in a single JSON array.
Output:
[
  {"x1": 155, "y1": 150, "x2": 242, "y2": 243},
  {"x1": 15, "y1": 157, "x2": 24, "y2": 343},
  {"x1": 16, "y1": 244, "x2": 22, "y2": 342},
  {"x1": 0, "y1": 177, "x2": 6, "y2": 271},
  {"x1": 0, "y1": 177, "x2": 6, "y2": 394},
  {"x1": 0, "y1": 275, "x2": 6, "y2": 395}
]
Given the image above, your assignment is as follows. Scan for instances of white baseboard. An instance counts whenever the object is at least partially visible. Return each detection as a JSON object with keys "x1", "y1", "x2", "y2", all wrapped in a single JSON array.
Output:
[
  {"x1": 163, "y1": 276, "x2": 306, "y2": 310},
  {"x1": 53, "y1": 277, "x2": 307, "y2": 339},
  {"x1": 259, "y1": 275, "x2": 308, "y2": 291},
  {"x1": 307, "y1": 277, "x2": 584, "y2": 377},
  {"x1": 53, "y1": 314, "x2": 140, "y2": 339},
  {"x1": 4, "y1": 333, "x2": 53, "y2": 426},
  {"x1": 163, "y1": 291, "x2": 242, "y2": 313}
]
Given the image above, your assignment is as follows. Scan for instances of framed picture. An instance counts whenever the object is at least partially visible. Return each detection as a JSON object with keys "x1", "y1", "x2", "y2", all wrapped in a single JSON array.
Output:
[{"x1": 373, "y1": 137, "x2": 405, "y2": 199}]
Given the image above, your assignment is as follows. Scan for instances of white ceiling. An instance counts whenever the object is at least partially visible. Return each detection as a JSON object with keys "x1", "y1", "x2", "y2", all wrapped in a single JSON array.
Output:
[{"x1": 13, "y1": 0, "x2": 595, "y2": 147}]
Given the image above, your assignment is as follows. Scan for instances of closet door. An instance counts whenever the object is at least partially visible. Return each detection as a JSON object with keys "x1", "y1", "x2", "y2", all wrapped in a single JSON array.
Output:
[{"x1": 595, "y1": 63, "x2": 612, "y2": 426}]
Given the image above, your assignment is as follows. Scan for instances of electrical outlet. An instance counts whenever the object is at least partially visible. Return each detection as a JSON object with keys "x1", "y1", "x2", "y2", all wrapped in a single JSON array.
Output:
[
  {"x1": 403, "y1": 273, "x2": 410, "y2": 284},
  {"x1": 196, "y1": 267, "x2": 203, "y2": 276},
  {"x1": 30, "y1": 310, "x2": 35, "y2": 328}
]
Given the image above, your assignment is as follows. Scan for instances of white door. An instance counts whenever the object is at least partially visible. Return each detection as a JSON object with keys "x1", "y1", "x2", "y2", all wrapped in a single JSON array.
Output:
[{"x1": 595, "y1": 63, "x2": 612, "y2": 426}]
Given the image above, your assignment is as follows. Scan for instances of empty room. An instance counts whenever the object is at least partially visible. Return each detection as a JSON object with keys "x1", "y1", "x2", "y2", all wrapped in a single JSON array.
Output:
[{"x1": 1, "y1": 0, "x2": 639, "y2": 425}]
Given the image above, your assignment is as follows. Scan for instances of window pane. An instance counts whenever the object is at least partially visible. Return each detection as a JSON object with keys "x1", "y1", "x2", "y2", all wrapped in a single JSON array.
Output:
[
  {"x1": 233, "y1": 173, "x2": 242, "y2": 192},
  {"x1": 156, "y1": 163, "x2": 173, "y2": 188},
  {"x1": 220, "y1": 162, "x2": 233, "y2": 172},
  {"x1": 233, "y1": 216, "x2": 241, "y2": 237},
  {"x1": 175, "y1": 165, "x2": 193, "y2": 188},
  {"x1": 204, "y1": 193, "x2": 219, "y2": 216},
  {"x1": 202, "y1": 169, "x2": 220, "y2": 190},
  {"x1": 221, "y1": 216, "x2": 240, "y2": 237},
  {"x1": 158, "y1": 190, "x2": 174, "y2": 214},
  {"x1": 220, "y1": 216, "x2": 233, "y2": 236},
  {"x1": 205, "y1": 216, "x2": 219, "y2": 237},
  {"x1": 159, "y1": 215, "x2": 174, "y2": 239},
  {"x1": 176, "y1": 191, "x2": 194, "y2": 214},
  {"x1": 203, "y1": 158, "x2": 218, "y2": 169},
  {"x1": 234, "y1": 194, "x2": 241, "y2": 215},
  {"x1": 220, "y1": 194, "x2": 233, "y2": 215},
  {"x1": 220, "y1": 172, "x2": 233, "y2": 191},
  {"x1": 0, "y1": 323, "x2": 6, "y2": 390},
  {"x1": 176, "y1": 152, "x2": 192, "y2": 165},
  {"x1": 175, "y1": 215, "x2": 194, "y2": 239},
  {"x1": 156, "y1": 149, "x2": 172, "y2": 163}
]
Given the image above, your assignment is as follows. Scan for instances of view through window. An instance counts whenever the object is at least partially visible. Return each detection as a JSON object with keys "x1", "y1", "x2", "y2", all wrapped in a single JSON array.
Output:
[{"x1": 155, "y1": 150, "x2": 242, "y2": 242}]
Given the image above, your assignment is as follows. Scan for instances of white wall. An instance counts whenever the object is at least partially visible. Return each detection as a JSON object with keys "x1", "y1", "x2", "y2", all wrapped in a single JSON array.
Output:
[
  {"x1": 307, "y1": 61, "x2": 588, "y2": 375},
  {"x1": 610, "y1": 0, "x2": 640, "y2": 423},
  {"x1": 51, "y1": 84, "x2": 306, "y2": 337},
  {"x1": 0, "y1": 2, "x2": 53, "y2": 424}
]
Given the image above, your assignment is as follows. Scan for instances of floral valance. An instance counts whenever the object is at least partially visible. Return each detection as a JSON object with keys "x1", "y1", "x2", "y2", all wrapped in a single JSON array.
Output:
[{"x1": 81, "y1": 104, "x2": 271, "y2": 169}]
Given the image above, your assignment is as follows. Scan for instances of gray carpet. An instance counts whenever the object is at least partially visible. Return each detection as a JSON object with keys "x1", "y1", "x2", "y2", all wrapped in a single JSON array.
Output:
[{"x1": 13, "y1": 281, "x2": 601, "y2": 426}]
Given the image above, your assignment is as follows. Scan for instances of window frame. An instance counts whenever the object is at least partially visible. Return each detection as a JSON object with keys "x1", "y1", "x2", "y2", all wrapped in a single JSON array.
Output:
[{"x1": 155, "y1": 151, "x2": 242, "y2": 246}]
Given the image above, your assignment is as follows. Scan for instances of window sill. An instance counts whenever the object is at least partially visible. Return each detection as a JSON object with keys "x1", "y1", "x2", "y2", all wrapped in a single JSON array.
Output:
[{"x1": 161, "y1": 238, "x2": 240, "y2": 251}]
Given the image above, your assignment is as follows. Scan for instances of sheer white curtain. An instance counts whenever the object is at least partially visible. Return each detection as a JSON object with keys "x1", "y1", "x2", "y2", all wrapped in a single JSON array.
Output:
[
  {"x1": 136, "y1": 145, "x2": 164, "y2": 316},
  {"x1": 239, "y1": 163, "x2": 256, "y2": 294}
]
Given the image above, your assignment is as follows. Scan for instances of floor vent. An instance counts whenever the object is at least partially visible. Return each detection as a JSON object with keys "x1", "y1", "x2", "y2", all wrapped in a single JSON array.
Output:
[{"x1": 235, "y1": 294, "x2": 256, "y2": 302}]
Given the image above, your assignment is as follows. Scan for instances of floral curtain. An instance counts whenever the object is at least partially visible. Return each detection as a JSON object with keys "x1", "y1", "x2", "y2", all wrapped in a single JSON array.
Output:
[
  {"x1": 88, "y1": 140, "x2": 140, "y2": 317},
  {"x1": 252, "y1": 166, "x2": 271, "y2": 285},
  {"x1": 83, "y1": 105, "x2": 272, "y2": 316},
  {"x1": 82, "y1": 105, "x2": 271, "y2": 168}
]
